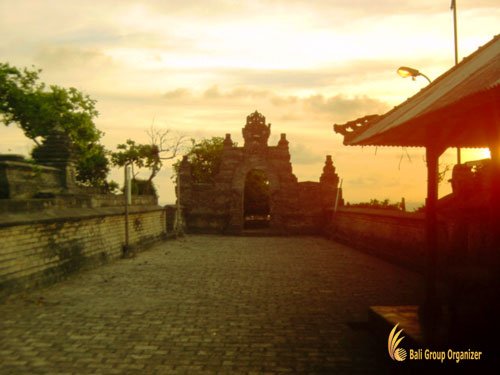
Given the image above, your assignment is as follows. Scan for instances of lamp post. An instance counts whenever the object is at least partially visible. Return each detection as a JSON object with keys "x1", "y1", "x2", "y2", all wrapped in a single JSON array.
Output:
[
  {"x1": 451, "y1": 0, "x2": 458, "y2": 65},
  {"x1": 124, "y1": 164, "x2": 131, "y2": 255},
  {"x1": 451, "y1": 0, "x2": 461, "y2": 163},
  {"x1": 397, "y1": 65, "x2": 461, "y2": 164},
  {"x1": 397, "y1": 66, "x2": 432, "y2": 84}
]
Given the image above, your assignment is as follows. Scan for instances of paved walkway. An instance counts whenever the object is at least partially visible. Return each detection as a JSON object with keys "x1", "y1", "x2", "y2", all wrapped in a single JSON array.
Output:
[{"x1": 1, "y1": 235, "x2": 422, "y2": 374}]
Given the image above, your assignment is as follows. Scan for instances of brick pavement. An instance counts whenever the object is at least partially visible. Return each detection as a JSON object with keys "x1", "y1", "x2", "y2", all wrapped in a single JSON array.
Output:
[{"x1": 0, "y1": 235, "x2": 422, "y2": 374}]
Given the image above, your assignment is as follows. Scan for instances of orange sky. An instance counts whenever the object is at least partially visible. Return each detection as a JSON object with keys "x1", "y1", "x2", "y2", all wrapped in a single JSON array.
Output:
[{"x1": 0, "y1": 1, "x2": 497, "y2": 208}]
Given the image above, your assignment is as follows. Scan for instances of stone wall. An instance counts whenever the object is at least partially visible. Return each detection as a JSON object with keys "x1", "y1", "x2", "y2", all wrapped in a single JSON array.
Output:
[
  {"x1": 326, "y1": 207, "x2": 428, "y2": 270},
  {"x1": 0, "y1": 155, "x2": 62, "y2": 198},
  {"x1": 327, "y1": 205, "x2": 496, "y2": 272},
  {"x1": 0, "y1": 206, "x2": 166, "y2": 299},
  {"x1": 0, "y1": 195, "x2": 158, "y2": 215}
]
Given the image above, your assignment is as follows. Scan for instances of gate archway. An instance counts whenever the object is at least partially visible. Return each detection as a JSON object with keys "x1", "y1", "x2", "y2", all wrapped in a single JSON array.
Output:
[
  {"x1": 243, "y1": 169, "x2": 271, "y2": 229},
  {"x1": 177, "y1": 111, "x2": 342, "y2": 234}
]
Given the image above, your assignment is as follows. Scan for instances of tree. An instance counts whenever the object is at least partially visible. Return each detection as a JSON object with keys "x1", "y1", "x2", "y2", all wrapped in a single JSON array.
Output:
[
  {"x1": 77, "y1": 143, "x2": 113, "y2": 189},
  {"x1": 145, "y1": 126, "x2": 185, "y2": 183},
  {"x1": 346, "y1": 198, "x2": 402, "y2": 211},
  {"x1": 111, "y1": 126, "x2": 185, "y2": 195},
  {"x1": 0, "y1": 62, "x2": 110, "y2": 188},
  {"x1": 173, "y1": 136, "x2": 226, "y2": 183}
]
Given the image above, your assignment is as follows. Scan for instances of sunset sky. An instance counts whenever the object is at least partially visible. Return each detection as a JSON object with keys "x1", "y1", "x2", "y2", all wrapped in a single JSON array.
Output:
[{"x1": 1, "y1": 0, "x2": 498, "y2": 207}]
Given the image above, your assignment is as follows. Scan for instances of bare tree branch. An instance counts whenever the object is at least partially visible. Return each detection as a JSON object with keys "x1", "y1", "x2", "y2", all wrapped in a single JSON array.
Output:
[
  {"x1": 145, "y1": 125, "x2": 188, "y2": 183},
  {"x1": 147, "y1": 125, "x2": 187, "y2": 160}
]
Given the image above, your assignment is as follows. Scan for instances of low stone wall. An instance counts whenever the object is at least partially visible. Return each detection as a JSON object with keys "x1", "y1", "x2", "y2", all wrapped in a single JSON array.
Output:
[
  {"x1": 0, "y1": 157, "x2": 62, "y2": 199},
  {"x1": 278, "y1": 213, "x2": 326, "y2": 235},
  {"x1": 327, "y1": 207, "x2": 496, "y2": 275},
  {"x1": 184, "y1": 211, "x2": 328, "y2": 235},
  {"x1": 326, "y1": 208, "x2": 429, "y2": 270},
  {"x1": 0, "y1": 206, "x2": 166, "y2": 299},
  {"x1": 185, "y1": 212, "x2": 229, "y2": 234},
  {"x1": 0, "y1": 195, "x2": 158, "y2": 214}
]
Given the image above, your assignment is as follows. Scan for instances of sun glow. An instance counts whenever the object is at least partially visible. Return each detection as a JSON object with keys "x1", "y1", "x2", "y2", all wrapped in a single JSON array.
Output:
[
  {"x1": 462, "y1": 148, "x2": 491, "y2": 162},
  {"x1": 2, "y1": 0, "x2": 499, "y2": 205}
]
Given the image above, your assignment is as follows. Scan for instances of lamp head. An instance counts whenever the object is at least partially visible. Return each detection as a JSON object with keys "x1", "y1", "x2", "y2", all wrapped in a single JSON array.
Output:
[{"x1": 397, "y1": 66, "x2": 421, "y2": 79}]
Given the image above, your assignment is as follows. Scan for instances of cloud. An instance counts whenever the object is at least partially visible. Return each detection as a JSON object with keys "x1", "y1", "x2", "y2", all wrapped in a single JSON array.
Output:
[
  {"x1": 162, "y1": 85, "x2": 389, "y2": 119},
  {"x1": 202, "y1": 59, "x2": 448, "y2": 91},
  {"x1": 34, "y1": 45, "x2": 111, "y2": 71},
  {"x1": 290, "y1": 143, "x2": 324, "y2": 165},
  {"x1": 347, "y1": 176, "x2": 388, "y2": 188},
  {"x1": 203, "y1": 85, "x2": 221, "y2": 99},
  {"x1": 124, "y1": 0, "x2": 249, "y2": 21},
  {"x1": 229, "y1": 87, "x2": 271, "y2": 99},
  {"x1": 202, "y1": 85, "x2": 272, "y2": 100},
  {"x1": 278, "y1": 114, "x2": 301, "y2": 122},
  {"x1": 131, "y1": 0, "x2": 499, "y2": 29},
  {"x1": 270, "y1": 95, "x2": 298, "y2": 106},
  {"x1": 164, "y1": 85, "x2": 274, "y2": 102},
  {"x1": 260, "y1": 0, "x2": 499, "y2": 19},
  {"x1": 163, "y1": 88, "x2": 192, "y2": 100},
  {"x1": 304, "y1": 94, "x2": 389, "y2": 117}
]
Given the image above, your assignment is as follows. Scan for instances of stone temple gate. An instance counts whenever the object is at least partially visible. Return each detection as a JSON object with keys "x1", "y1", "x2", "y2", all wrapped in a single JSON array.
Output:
[{"x1": 178, "y1": 111, "x2": 343, "y2": 234}]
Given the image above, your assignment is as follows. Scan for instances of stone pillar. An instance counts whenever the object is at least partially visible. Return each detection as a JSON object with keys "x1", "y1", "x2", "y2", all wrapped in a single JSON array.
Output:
[
  {"x1": 223, "y1": 133, "x2": 233, "y2": 148},
  {"x1": 178, "y1": 155, "x2": 192, "y2": 208},
  {"x1": 320, "y1": 155, "x2": 341, "y2": 208},
  {"x1": 278, "y1": 133, "x2": 289, "y2": 148},
  {"x1": 320, "y1": 155, "x2": 338, "y2": 184}
]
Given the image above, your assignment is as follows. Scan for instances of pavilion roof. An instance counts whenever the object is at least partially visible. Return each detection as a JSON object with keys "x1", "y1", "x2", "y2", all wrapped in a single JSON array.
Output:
[{"x1": 334, "y1": 34, "x2": 500, "y2": 148}]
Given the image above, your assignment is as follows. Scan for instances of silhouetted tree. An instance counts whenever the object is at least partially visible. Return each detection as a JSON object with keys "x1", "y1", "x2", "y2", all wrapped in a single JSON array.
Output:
[
  {"x1": 172, "y1": 137, "x2": 227, "y2": 183},
  {"x1": 112, "y1": 127, "x2": 185, "y2": 195},
  {"x1": 346, "y1": 198, "x2": 402, "y2": 211},
  {"x1": 0, "y1": 62, "x2": 111, "y2": 189}
]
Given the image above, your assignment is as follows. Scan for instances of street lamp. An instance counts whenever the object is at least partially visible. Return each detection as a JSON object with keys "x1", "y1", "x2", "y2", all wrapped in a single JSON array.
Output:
[
  {"x1": 397, "y1": 66, "x2": 432, "y2": 84},
  {"x1": 397, "y1": 65, "x2": 461, "y2": 164}
]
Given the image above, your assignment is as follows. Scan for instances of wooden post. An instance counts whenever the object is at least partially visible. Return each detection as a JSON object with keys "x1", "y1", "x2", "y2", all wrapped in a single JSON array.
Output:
[
  {"x1": 174, "y1": 172, "x2": 182, "y2": 235},
  {"x1": 124, "y1": 165, "x2": 131, "y2": 254},
  {"x1": 426, "y1": 147, "x2": 439, "y2": 305},
  {"x1": 489, "y1": 142, "x2": 500, "y2": 271},
  {"x1": 420, "y1": 145, "x2": 442, "y2": 339},
  {"x1": 334, "y1": 179, "x2": 343, "y2": 213}
]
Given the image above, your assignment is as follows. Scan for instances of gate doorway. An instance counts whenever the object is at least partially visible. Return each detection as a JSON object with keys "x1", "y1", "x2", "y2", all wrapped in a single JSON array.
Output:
[{"x1": 243, "y1": 169, "x2": 271, "y2": 229}]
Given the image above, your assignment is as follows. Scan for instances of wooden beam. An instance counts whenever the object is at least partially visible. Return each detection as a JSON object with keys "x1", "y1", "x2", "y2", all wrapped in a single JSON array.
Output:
[
  {"x1": 426, "y1": 146, "x2": 439, "y2": 302},
  {"x1": 489, "y1": 138, "x2": 500, "y2": 270}
]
